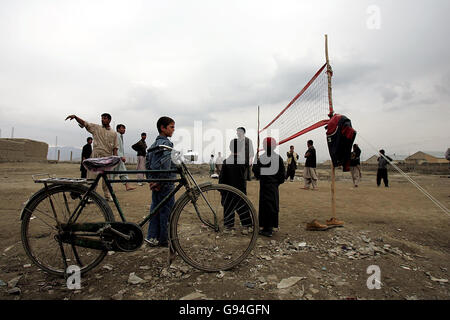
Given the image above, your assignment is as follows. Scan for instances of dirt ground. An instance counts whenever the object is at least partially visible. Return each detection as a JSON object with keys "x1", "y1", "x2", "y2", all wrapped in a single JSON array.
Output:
[{"x1": 0, "y1": 162, "x2": 449, "y2": 300}]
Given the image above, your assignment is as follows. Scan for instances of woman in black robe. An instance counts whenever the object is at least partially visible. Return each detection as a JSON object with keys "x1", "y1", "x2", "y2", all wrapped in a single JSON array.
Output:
[{"x1": 252, "y1": 137, "x2": 285, "y2": 237}]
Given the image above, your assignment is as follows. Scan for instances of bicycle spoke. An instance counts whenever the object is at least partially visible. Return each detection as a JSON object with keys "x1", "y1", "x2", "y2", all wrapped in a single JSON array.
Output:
[
  {"x1": 71, "y1": 244, "x2": 84, "y2": 267},
  {"x1": 171, "y1": 184, "x2": 257, "y2": 272},
  {"x1": 22, "y1": 185, "x2": 112, "y2": 277}
]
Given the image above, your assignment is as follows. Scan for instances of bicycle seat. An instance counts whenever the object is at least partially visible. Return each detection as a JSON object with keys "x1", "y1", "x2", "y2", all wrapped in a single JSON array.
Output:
[{"x1": 82, "y1": 156, "x2": 121, "y2": 173}]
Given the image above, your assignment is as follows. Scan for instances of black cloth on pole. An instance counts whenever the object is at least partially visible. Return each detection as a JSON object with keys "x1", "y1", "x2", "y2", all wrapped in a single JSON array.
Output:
[{"x1": 326, "y1": 114, "x2": 356, "y2": 172}]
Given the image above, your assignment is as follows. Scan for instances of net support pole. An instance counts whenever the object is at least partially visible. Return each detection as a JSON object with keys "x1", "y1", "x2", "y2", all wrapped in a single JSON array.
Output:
[{"x1": 325, "y1": 34, "x2": 336, "y2": 219}]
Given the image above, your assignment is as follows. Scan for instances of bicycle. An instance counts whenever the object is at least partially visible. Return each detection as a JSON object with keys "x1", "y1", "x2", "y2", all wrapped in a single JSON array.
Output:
[{"x1": 20, "y1": 145, "x2": 258, "y2": 277}]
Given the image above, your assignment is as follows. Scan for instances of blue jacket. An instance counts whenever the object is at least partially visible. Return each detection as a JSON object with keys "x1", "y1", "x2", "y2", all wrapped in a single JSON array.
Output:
[{"x1": 145, "y1": 135, "x2": 176, "y2": 188}]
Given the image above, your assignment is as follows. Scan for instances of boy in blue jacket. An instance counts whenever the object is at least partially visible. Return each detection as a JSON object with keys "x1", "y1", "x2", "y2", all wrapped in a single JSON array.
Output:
[{"x1": 145, "y1": 116, "x2": 176, "y2": 247}]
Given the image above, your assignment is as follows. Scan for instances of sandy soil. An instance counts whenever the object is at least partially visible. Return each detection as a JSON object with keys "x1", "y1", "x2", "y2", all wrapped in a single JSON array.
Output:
[{"x1": 0, "y1": 162, "x2": 449, "y2": 300}]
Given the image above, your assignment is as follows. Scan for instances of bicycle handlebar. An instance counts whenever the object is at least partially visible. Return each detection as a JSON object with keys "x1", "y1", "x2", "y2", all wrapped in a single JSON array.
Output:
[{"x1": 147, "y1": 145, "x2": 174, "y2": 153}]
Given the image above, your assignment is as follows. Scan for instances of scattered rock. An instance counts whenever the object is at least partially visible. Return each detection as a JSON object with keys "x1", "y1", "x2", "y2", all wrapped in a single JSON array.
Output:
[
  {"x1": 8, "y1": 287, "x2": 21, "y2": 295},
  {"x1": 3, "y1": 245, "x2": 15, "y2": 253},
  {"x1": 260, "y1": 255, "x2": 272, "y2": 261},
  {"x1": 8, "y1": 276, "x2": 21, "y2": 288},
  {"x1": 139, "y1": 266, "x2": 150, "y2": 270},
  {"x1": 128, "y1": 272, "x2": 146, "y2": 285},
  {"x1": 277, "y1": 276, "x2": 306, "y2": 289},
  {"x1": 267, "y1": 275, "x2": 278, "y2": 282},
  {"x1": 102, "y1": 264, "x2": 113, "y2": 271},
  {"x1": 0, "y1": 280, "x2": 6, "y2": 287},
  {"x1": 310, "y1": 288, "x2": 319, "y2": 294},
  {"x1": 216, "y1": 271, "x2": 225, "y2": 279},
  {"x1": 23, "y1": 264, "x2": 32, "y2": 268},
  {"x1": 425, "y1": 272, "x2": 448, "y2": 283},
  {"x1": 400, "y1": 265, "x2": 411, "y2": 270},
  {"x1": 245, "y1": 282, "x2": 256, "y2": 289},
  {"x1": 160, "y1": 268, "x2": 171, "y2": 277},
  {"x1": 112, "y1": 289, "x2": 127, "y2": 300},
  {"x1": 180, "y1": 291, "x2": 206, "y2": 300}
]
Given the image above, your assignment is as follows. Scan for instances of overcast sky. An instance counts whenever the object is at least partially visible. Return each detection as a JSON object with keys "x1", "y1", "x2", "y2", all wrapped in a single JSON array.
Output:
[{"x1": 0, "y1": 0, "x2": 449, "y2": 162}]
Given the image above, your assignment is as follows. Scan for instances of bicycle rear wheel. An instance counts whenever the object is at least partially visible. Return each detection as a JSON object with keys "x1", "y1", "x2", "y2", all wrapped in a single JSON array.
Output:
[
  {"x1": 21, "y1": 184, "x2": 114, "y2": 277},
  {"x1": 170, "y1": 184, "x2": 258, "y2": 272}
]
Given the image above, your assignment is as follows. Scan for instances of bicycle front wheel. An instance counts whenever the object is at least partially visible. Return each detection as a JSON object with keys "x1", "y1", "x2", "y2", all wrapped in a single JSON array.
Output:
[
  {"x1": 21, "y1": 184, "x2": 114, "y2": 277},
  {"x1": 170, "y1": 184, "x2": 258, "y2": 272}
]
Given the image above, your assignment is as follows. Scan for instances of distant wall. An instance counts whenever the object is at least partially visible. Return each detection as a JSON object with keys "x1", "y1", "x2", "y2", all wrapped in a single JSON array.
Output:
[{"x1": 0, "y1": 138, "x2": 48, "y2": 162}]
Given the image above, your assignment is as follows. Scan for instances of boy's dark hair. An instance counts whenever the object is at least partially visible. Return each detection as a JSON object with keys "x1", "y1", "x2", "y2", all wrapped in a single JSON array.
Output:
[
  {"x1": 157, "y1": 116, "x2": 175, "y2": 133},
  {"x1": 101, "y1": 113, "x2": 112, "y2": 120},
  {"x1": 87, "y1": 137, "x2": 93, "y2": 142},
  {"x1": 116, "y1": 124, "x2": 125, "y2": 131},
  {"x1": 379, "y1": 149, "x2": 385, "y2": 155},
  {"x1": 290, "y1": 145, "x2": 294, "y2": 148},
  {"x1": 141, "y1": 132, "x2": 147, "y2": 136},
  {"x1": 237, "y1": 127, "x2": 246, "y2": 134},
  {"x1": 307, "y1": 140, "x2": 313, "y2": 146}
]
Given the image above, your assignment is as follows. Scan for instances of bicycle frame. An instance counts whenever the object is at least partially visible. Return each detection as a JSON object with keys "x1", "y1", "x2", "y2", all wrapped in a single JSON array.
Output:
[{"x1": 66, "y1": 160, "x2": 218, "y2": 231}]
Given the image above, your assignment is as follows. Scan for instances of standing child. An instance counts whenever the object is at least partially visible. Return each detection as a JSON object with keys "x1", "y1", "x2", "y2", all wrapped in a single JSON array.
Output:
[
  {"x1": 209, "y1": 154, "x2": 215, "y2": 176},
  {"x1": 302, "y1": 140, "x2": 318, "y2": 190},
  {"x1": 252, "y1": 137, "x2": 285, "y2": 237},
  {"x1": 285, "y1": 145, "x2": 299, "y2": 182},
  {"x1": 377, "y1": 149, "x2": 392, "y2": 188},
  {"x1": 219, "y1": 139, "x2": 251, "y2": 230},
  {"x1": 145, "y1": 116, "x2": 176, "y2": 247}
]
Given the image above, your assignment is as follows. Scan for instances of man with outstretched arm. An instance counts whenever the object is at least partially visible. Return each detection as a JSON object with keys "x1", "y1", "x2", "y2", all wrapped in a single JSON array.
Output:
[{"x1": 65, "y1": 113, "x2": 119, "y2": 201}]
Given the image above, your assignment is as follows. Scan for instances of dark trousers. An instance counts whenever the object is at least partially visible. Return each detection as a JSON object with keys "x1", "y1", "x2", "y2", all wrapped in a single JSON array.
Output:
[
  {"x1": 286, "y1": 165, "x2": 296, "y2": 181},
  {"x1": 80, "y1": 167, "x2": 87, "y2": 178},
  {"x1": 245, "y1": 165, "x2": 252, "y2": 181},
  {"x1": 147, "y1": 185, "x2": 175, "y2": 245},
  {"x1": 222, "y1": 193, "x2": 252, "y2": 228},
  {"x1": 377, "y1": 168, "x2": 388, "y2": 187}
]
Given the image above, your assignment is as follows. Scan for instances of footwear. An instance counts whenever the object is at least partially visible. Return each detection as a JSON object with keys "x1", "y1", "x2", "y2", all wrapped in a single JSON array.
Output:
[
  {"x1": 144, "y1": 238, "x2": 159, "y2": 247},
  {"x1": 326, "y1": 217, "x2": 344, "y2": 227},
  {"x1": 258, "y1": 229, "x2": 273, "y2": 237},
  {"x1": 301, "y1": 187, "x2": 310, "y2": 190},
  {"x1": 158, "y1": 242, "x2": 168, "y2": 248},
  {"x1": 306, "y1": 220, "x2": 329, "y2": 231},
  {"x1": 138, "y1": 183, "x2": 143, "y2": 186}
]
